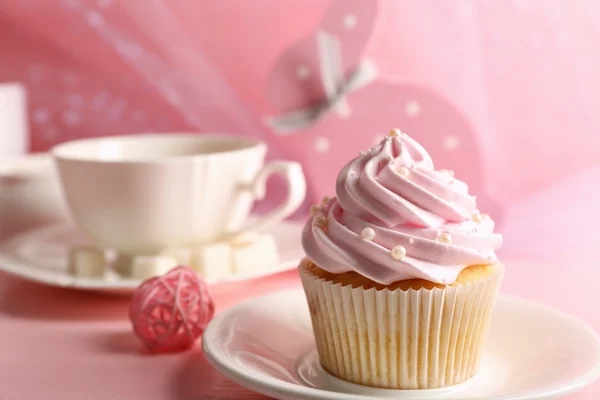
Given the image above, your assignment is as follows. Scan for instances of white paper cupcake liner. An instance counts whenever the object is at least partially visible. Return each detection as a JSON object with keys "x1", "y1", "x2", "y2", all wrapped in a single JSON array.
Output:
[{"x1": 299, "y1": 262, "x2": 504, "y2": 389}]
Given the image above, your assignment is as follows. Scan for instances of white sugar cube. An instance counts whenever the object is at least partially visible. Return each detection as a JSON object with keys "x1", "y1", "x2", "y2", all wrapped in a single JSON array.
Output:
[
  {"x1": 113, "y1": 253, "x2": 135, "y2": 277},
  {"x1": 191, "y1": 242, "x2": 232, "y2": 280},
  {"x1": 230, "y1": 234, "x2": 279, "y2": 276},
  {"x1": 131, "y1": 256, "x2": 178, "y2": 280},
  {"x1": 230, "y1": 232, "x2": 261, "y2": 247},
  {"x1": 159, "y1": 248, "x2": 192, "y2": 266},
  {"x1": 68, "y1": 246, "x2": 106, "y2": 277}
]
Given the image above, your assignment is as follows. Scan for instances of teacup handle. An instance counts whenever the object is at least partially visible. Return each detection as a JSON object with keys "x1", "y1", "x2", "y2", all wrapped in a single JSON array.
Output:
[{"x1": 223, "y1": 161, "x2": 306, "y2": 241}]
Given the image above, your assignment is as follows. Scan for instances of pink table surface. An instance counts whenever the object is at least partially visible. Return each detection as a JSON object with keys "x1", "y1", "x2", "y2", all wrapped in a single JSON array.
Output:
[{"x1": 0, "y1": 234, "x2": 598, "y2": 399}]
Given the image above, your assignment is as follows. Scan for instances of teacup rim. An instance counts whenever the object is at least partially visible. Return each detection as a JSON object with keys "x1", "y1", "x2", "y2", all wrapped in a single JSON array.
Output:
[{"x1": 52, "y1": 133, "x2": 266, "y2": 163}]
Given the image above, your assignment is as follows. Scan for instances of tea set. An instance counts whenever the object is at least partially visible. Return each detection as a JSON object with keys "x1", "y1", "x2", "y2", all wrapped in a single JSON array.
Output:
[{"x1": 0, "y1": 133, "x2": 306, "y2": 292}]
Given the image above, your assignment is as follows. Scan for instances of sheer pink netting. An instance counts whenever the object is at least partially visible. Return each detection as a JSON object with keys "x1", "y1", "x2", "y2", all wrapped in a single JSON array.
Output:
[{"x1": 0, "y1": 0, "x2": 284, "y2": 155}]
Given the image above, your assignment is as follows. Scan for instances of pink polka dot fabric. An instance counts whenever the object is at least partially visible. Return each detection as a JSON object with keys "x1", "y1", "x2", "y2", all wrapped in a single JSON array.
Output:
[{"x1": 0, "y1": 0, "x2": 598, "y2": 259}]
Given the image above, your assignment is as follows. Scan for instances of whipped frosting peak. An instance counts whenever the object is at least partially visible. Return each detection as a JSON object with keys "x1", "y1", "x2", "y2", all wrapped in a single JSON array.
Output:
[{"x1": 303, "y1": 131, "x2": 502, "y2": 285}]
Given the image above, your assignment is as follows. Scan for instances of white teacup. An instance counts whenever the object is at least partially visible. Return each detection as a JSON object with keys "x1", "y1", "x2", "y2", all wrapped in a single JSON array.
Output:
[{"x1": 52, "y1": 134, "x2": 306, "y2": 255}]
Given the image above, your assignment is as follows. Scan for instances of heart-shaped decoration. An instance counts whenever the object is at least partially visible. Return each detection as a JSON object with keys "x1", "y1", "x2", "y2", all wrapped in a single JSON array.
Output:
[{"x1": 263, "y1": 0, "x2": 500, "y2": 221}]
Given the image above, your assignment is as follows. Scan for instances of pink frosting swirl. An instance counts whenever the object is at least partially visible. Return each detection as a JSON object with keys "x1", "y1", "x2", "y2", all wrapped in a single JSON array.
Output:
[{"x1": 302, "y1": 132, "x2": 502, "y2": 285}]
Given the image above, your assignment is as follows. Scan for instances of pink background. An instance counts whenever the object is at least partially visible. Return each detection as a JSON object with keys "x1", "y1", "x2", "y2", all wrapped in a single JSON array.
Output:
[
  {"x1": 0, "y1": 0, "x2": 599, "y2": 398},
  {"x1": 2, "y1": 0, "x2": 599, "y2": 260}
]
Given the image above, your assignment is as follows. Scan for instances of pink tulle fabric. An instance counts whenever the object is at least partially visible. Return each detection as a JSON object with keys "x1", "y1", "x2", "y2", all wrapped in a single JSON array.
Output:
[
  {"x1": 1, "y1": 0, "x2": 598, "y2": 259},
  {"x1": 129, "y1": 266, "x2": 215, "y2": 353}
]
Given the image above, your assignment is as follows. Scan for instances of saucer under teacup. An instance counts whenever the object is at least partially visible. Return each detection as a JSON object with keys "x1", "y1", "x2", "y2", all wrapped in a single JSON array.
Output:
[
  {"x1": 203, "y1": 289, "x2": 600, "y2": 400},
  {"x1": 0, "y1": 221, "x2": 304, "y2": 294}
]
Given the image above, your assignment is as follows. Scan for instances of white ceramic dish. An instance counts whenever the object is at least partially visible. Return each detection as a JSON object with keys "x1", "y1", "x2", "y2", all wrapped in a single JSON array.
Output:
[
  {"x1": 203, "y1": 289, "x2": 600, "y2": 400},
  {"x1": 0, "y1": 221, "x2": 303, "y2": 293}
]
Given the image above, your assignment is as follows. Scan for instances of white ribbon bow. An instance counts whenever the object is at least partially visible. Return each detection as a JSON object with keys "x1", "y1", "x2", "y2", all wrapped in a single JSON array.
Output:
[{"x1": 266, "y1": 30, "x2": 378, "y2": 134}]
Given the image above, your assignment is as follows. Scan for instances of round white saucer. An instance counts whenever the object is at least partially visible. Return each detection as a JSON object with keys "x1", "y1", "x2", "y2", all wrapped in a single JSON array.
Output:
[
  {"x1": 0, "y1": 221, "x2": 303, "y2": 293},
  {"x1": 203, "y1": 289, "x2": 600, "y2": 400}
]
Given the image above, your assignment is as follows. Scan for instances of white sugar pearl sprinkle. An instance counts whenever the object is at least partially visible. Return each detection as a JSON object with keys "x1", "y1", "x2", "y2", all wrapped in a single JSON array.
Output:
[
  {"x1": 438, "y1": 232, "x2": 452, "y2": 244},
  {"x1": 407, "y1": 238, "x2": 414, "y2": 244},
  {"x1": 391, "y1": 245, "x2": 407, "y2": 261},
  {"x1": 471, "y1": 212, "x2": 483, "y2": 223},
  {"x1": 360, "y1": 227, "x2": 376, "y2": 241},
  {"x1": 398, "y1": 166, "x2": 410, "y2": 178}
]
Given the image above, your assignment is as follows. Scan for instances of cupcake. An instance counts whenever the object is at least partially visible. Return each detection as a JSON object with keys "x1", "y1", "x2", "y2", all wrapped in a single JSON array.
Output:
[{"x1": 299, "y1": 129, "x2": 503, "y2": 389}]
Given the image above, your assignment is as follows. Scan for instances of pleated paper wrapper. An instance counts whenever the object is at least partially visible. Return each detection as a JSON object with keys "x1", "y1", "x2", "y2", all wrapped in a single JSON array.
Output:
[{"x1": 299, "y1": 262, "x2": 504, "y2": 389}]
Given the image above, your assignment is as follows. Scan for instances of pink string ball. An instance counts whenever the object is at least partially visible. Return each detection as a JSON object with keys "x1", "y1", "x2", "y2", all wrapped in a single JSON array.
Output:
[{"x1": 129, "y1": 265, "x2": 215, "y2": 353}]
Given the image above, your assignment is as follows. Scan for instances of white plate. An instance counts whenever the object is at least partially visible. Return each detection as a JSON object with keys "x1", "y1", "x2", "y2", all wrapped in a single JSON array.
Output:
[
  {"x1": 203, "y1": 289, "x2": 600, "y2": 400},
  {"x1": 0, "y1": 221, "x2": 303, "y2": 293}
]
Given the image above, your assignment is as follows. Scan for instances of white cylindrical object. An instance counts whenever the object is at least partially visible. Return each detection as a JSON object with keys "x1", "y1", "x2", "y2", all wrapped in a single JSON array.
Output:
[
  {"x1": 159, "y1": 248, "x2": 192, "y2": 266},
  {"x1": 68, "y1": 246, "x2": 106, "y2": 277},
  {"x1": 230, "y1": 233, "x2": 279, "y2": 275},
  {"x1": 191, "y1": 242, "x2": 232, "y2": 280},
  {"x1": 0, "y1": 83, "x2": 28, "y2": 159},
  {"x1": 131, "y1": 256, "x2": 178, "y2": 280}
]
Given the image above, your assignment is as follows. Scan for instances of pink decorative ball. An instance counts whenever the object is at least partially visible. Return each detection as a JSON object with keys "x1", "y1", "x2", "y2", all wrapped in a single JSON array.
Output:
[{"x1": 129, "y1": 265, "x2": 215, "y2": 353}]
